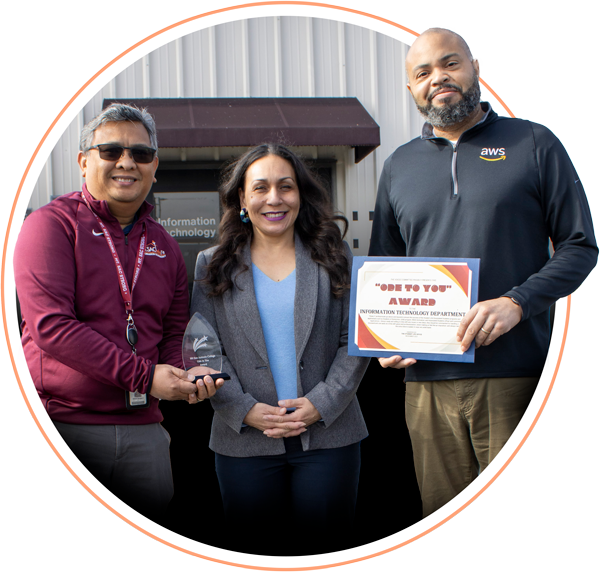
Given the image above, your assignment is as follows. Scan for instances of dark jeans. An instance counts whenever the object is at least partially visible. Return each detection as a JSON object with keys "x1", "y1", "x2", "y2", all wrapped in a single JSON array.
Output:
[{"x1": 215, "y1": 437, "x2": 361, "y2": 555}]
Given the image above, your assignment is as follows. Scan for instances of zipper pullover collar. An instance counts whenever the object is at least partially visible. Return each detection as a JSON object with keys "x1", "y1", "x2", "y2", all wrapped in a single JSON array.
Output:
[
  {"x1": 421, "y1": 102, "x2": 495, "y2": 199},
  {"x1": 80, "y1": 183, "x2": 154, "y2": 235}
]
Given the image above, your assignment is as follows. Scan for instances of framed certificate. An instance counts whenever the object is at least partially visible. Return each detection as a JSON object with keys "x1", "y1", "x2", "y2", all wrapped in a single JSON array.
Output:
[{"x1": 348, "y1": 257, "x2": 480, "y2": 362}]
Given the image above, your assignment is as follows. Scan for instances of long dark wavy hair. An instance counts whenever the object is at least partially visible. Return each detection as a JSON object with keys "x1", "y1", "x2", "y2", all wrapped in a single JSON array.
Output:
[{"x1": 202, "y1": 143, "x2": 350, "y2": 298}]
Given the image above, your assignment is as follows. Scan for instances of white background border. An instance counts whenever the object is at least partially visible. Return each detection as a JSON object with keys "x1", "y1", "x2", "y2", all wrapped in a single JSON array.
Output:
[{"x1": 2, "y1": 0, "x2": 598, "y2": 570}]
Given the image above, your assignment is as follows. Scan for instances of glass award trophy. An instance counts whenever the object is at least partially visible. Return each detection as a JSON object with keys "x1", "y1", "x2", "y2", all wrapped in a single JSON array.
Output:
[{"x1": 182, "y1": 312, "x2": 230, "y2": 381}]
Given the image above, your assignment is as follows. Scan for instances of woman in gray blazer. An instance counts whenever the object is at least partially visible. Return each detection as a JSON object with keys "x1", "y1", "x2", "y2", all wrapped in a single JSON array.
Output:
[{"x1": 191, "y1": 144, "x2": 369, "y2": 555}]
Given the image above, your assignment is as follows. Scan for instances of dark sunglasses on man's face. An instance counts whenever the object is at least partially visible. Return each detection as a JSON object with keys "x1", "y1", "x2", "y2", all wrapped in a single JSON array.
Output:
[{"x1": 88, "y1": 144, "x2": 156, "y2": 164}]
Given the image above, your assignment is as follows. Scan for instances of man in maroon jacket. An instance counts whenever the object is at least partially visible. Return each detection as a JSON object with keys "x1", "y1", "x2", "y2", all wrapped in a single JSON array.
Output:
[{"x1": 14, "y1": 103, "x2": 222, "y2": 519}]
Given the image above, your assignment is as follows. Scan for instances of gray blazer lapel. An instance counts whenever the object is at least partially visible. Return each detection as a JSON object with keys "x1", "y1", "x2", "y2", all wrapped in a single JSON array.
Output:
[
  {"x1": 231, "y1": 244, "x2": 269, "y2": 363},
  {"x1": 294, "y1": 237, "x2": 319, "y2": 362}
]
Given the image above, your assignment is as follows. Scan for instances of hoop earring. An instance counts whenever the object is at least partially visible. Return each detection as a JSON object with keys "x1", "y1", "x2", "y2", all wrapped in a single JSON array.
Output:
[{"x1": 240, "y1": 207, "x2": 250, "y2": 223}]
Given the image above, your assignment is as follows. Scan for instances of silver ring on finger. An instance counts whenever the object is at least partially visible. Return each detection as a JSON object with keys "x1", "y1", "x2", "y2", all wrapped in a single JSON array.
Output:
[{"x1": 480, "y1": 327, "x2": 492, "y2": 335}]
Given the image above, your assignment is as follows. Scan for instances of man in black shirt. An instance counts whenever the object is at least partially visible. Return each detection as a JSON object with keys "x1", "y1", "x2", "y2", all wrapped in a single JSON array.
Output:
[{"x1": 369, "y1": 28, "x2": 597, "y2": 516}]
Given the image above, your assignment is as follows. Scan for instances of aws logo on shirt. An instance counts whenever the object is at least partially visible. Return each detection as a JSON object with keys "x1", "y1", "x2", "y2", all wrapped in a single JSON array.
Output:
[{"x1": 480, "y1": 148, "x2": 506, "y2": 161}]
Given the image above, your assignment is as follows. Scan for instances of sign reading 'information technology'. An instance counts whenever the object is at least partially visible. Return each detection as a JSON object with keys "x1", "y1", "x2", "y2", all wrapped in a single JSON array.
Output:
[{"x1": 154, "y1": 192, "x2": 219, "y2": 240}]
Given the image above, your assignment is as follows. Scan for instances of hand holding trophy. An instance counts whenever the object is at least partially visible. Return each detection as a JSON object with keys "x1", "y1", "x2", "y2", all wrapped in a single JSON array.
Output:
[{"x1": 182, "y1": 312, "x2": 230, "y2": 401}]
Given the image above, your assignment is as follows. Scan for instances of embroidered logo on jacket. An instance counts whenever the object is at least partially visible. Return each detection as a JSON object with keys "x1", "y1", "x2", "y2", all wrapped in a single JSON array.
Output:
[
  {"x1": 144, "y1": 241, "x2": 166, "y2": 258},
  {"x1": 92, "y1": 229, "x2": 103, "y2": 236},
  {"x1": 480, "y1": 148, "x2": 506, "y2": 161}
]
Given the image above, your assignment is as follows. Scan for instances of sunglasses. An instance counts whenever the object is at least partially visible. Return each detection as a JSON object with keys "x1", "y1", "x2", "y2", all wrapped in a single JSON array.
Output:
[{"x1": 88, "y1": 144, "x2": 157, "y2": 164}]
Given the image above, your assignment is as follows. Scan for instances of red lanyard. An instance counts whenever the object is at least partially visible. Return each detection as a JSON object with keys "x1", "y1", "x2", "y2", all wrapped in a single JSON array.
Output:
[{"x1": 81, "y1": 192, "x2": 146, "y2": 322}]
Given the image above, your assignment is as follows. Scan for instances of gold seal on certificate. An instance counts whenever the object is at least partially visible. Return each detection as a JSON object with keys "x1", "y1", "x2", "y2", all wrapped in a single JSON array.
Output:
[{"x1": 348, "y1": 257, "x2": 480, "y2": 362}]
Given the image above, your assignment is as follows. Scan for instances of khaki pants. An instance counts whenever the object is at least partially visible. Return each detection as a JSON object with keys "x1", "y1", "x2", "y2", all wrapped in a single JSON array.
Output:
[{"x1": 405, "y1": 377, "x2": 539, "y2": 517}]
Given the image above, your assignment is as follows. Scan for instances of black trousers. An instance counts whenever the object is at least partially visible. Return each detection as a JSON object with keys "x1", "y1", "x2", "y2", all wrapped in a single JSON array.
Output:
[{"x1": 215, "y1": 437, "x2": 361, "y2": 555}]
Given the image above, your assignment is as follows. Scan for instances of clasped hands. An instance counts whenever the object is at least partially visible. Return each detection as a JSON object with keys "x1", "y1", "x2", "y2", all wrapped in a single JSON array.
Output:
[
  {"x1": 243, "y1": 398, "x2": 321, "y2": 438},
  {"x1": 378, "y1": 296, "x2": 523, "y2": 370},
  {"x1": 150, "y1": 364, "x2": 226, "y2": 403}
]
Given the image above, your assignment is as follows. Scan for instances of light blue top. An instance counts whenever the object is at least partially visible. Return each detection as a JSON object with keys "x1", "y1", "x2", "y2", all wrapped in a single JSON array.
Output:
[{"x1": 252, "y1": 264, "x2": 297, "y2": 404}]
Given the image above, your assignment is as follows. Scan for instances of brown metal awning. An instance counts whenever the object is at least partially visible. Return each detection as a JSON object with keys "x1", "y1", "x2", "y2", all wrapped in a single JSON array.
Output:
[{"x1": 102, "y1": 97, "x2": 380, "y2": 163}]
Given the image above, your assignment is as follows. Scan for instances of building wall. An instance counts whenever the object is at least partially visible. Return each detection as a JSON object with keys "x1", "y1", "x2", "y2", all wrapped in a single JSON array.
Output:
[{"x1": 13, "y1": 16, "x2": 600, "y2": 385}]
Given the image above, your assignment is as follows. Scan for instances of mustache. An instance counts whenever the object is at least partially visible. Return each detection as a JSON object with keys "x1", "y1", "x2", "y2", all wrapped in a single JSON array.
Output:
[{"x1": 428, "y1": 84, "x2": 462, "y2": 102}]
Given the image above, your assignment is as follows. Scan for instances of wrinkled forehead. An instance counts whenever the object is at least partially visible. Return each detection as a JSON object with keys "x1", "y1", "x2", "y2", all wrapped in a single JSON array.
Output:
[
  {"x1": 406, "y1": 31, "x2": 471, "y2": 73},
  {"x1": 246, "y1": 154, "x2": 296, "y2": 181},
  {"x1": 90, "y1": 120, "x2": 151, "y2": 146}
]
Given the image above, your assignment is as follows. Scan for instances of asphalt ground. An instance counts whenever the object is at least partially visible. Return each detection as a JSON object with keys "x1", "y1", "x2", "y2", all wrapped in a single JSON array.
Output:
[{"x1": 13, "y1": 447, "x2": 598, "y2": 556}]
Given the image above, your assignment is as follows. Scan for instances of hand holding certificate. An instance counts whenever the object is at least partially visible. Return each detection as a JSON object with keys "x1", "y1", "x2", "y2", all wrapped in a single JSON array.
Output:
[{"x1": 348, "y1": 257, "x2": 480, "y2": 363}]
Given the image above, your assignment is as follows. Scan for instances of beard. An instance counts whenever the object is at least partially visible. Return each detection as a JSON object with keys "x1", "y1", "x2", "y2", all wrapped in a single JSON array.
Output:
[{"x1": 415, "y1": 73, "x2": 481, "y2": 128}]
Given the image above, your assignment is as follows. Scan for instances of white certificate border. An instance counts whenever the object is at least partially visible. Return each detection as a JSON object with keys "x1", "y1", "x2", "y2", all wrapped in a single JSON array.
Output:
[{"x1": 349, "y1": 256, "x2": 480, "y2": 362}]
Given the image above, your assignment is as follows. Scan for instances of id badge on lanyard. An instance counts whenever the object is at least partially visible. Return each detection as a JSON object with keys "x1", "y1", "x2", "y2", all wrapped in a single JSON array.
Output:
[
  {"x1": 125, "y1": 312, "x2": 148, "y2": 409},
  {"x1": 82, "y1": 193, "x2": 150, "y2": 409},
  {"x1": 123, "y1": 236, "x2": 149, "y2": 410}
]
